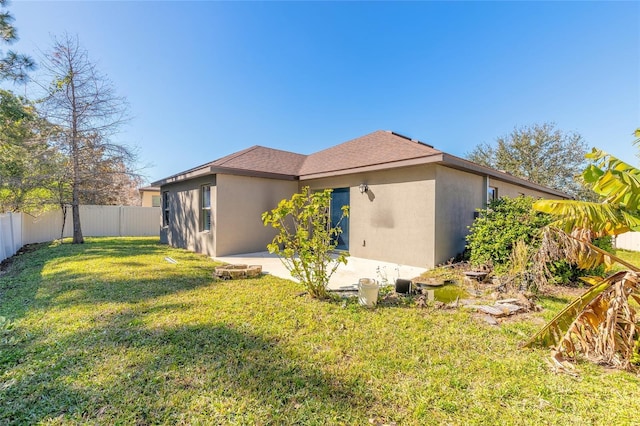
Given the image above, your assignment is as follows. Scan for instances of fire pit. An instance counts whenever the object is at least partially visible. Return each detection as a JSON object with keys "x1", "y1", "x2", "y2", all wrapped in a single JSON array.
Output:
[{"x1": 214, "y1": 264, "x2": 263, "y2": 280}]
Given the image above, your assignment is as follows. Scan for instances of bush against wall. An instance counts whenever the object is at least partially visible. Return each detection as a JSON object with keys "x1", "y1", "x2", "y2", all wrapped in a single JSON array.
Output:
[
  {"x1": 467, "y1": 196, "x2": 611, "y2": 283},
  {"x1": 466, "y1": 196, "x2": 551, "y2": 274}
]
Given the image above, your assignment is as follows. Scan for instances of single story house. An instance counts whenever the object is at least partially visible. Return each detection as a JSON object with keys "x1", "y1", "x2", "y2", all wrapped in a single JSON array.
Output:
[{"x1": 152, "y1": 130, "x2": 567, "y2": 268}]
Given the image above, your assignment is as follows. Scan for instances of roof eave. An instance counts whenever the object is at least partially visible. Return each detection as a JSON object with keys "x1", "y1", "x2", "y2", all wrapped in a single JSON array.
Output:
[
  {"x1": 151, "y1": 165, "x2": 213, "y2": 186},
  {"x1": 299, "y1": 154, "x2": 444, "y2": 180},
  {"x1": 153, "y1": 166, "x2": 299, "y2": 186},
  {"x1": 441, "y1": 154, "x2": 571, "y2": 198},
  {"x1": 210, "y1": 166, "x2": 299, "y2": 181}
]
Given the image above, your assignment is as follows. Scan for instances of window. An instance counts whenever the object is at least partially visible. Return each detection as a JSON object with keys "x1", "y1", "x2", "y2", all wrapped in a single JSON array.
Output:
[
  {"x1": 151, "y1": 195, "x2": 161, "y2": 207},
  {"x1": 162, "y1": 191, "x2": 170, "y2": 226},
  {"x1": 201, "y1": 185, "x2": 211, "y2": 231},
  {"x1": 487, "y1": 186, "x2": 498, "y2": 203}
]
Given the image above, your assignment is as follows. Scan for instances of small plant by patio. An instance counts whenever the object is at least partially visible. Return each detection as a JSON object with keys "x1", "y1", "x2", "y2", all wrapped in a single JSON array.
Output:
[{"x1": 262, "y1": 186, "x2": 349, "y2": 299}]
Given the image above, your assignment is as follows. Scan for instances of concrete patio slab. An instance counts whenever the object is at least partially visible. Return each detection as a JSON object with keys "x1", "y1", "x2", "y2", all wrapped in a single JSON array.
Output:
[{"x1": 213, "y1": 251, "x2": 427, "y2": 290}]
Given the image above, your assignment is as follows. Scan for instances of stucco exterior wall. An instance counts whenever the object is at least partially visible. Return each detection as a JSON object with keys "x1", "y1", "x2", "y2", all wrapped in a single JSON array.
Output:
[
  {"x1": 215, "y1": 174, "x2": 298, "y2": 256},
  {"x1": 434, "y1": 165, "x2": 484, "y2": 266},
  {"x1": 488, "y1": 177, "x2": 564, "y2": 200},
  {"x1": 303, "y1": 164, "x2": 436, "y2": 268},
  {"x1": 160, "y1": 175, "x2": 216, "y2": 255}
]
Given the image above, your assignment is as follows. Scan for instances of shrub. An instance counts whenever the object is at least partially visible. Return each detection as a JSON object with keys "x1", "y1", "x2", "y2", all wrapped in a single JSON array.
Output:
[
  {"x1": 262, "y1": 186, "x2": 349, "y2": 299},
  {"x1": 466, "y1": 196, "x2": 551, "y2": 274},
  {"x1": 467, "y1": 196, "x2": 612, "y2": 283}
]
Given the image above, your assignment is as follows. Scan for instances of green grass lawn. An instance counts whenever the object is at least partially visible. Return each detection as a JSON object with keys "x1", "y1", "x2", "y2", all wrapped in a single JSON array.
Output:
[
  {"x1": 1, "y1": 237, "x2": 639, "y2": 425},
  {"x1": 615, "y1": 249, "x2": 640, "y2": 270}
]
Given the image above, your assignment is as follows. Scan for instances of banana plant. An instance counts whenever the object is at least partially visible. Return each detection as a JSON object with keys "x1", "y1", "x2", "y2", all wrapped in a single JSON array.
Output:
[{"x1": 526, "y1": 130, "x2": 640, "y2": 370}]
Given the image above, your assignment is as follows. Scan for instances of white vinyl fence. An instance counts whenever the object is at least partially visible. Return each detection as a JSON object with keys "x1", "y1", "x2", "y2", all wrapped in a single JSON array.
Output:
[
  {"x1": 0, "y1": 206, "x2": 161, "y2": 263},
  {"x1": 0, "y1": 212, "x2": 23, "y2": 263},
  {"x1": 614, "y1": 232, "x2": 640, "y2": 252}
]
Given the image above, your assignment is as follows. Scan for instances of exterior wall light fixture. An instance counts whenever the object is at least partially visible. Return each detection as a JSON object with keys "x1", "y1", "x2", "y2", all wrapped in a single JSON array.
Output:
[{"x1": 359, "y1": 183, "x2": 368, "y2": 194}]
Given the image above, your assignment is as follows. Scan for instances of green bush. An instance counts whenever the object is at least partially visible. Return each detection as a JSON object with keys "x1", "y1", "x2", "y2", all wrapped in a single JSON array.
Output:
[
  {"x1": 466, "y1": 196, "x2": 612, "y2": 282},
  {"x1": 466, "y1": 196, "x2": 551, "y2": 274}
]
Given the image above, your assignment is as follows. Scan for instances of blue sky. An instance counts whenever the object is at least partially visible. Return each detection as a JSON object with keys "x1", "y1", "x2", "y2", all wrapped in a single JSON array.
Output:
[{"x1": 5, "y1": 1, "x2": 640, "y2": 183}]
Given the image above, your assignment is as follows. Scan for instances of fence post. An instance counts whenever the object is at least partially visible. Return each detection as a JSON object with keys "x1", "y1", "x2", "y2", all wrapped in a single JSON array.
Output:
[{"x1": 119, "y1": 206, "x2": 124, "y2": 237}]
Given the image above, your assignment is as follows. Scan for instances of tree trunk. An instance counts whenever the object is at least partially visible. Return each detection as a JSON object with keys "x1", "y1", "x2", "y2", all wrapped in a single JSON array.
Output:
[
  {"x1": 59, "y1": 203, "x2": 67, "y2": 242},
  {"x1": 71, "y1": 184, "x2": 83, "y2": 244}
]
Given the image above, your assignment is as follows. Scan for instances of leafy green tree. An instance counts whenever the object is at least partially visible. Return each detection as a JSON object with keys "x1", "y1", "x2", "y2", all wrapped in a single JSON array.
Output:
[
  {"x1": 0, "y1": 89, "x2": 60, "y2": 213},
  {"x1": 467, "y1": 123, "x2": 590, "y2": 198},
  {"x1": 0, "y1": 0, "x2": 34, "y2": 82},
  {"x1": 262, "y1": 187, "x2": 349, "y2": 299}
]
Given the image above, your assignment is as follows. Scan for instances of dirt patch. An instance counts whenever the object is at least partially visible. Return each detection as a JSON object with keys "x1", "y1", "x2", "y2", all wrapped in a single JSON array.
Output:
[
  {"x1": 0, "y1": 243, "x2": 42, "y2": 273},
  {"x1": 539, "y1": 285, "x2": 587, "y2": 300}
]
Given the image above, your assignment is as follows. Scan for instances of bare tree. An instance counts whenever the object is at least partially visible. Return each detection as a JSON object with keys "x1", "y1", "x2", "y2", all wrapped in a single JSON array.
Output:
[
  {"x1": 75, "y1": 134, "x2": 143, "y2": 206},
  {"x1": 38, "y1": 34, "x2": 135, "y2": 243}
]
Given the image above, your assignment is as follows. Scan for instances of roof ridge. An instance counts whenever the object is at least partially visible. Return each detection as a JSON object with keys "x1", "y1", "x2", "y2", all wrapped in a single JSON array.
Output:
[
  {"x1": 384, "y1": 130, "x2": 434, "y2": 148},
  {"x1": 214, "y1": 145, "x2": 262, "y2": 166}
]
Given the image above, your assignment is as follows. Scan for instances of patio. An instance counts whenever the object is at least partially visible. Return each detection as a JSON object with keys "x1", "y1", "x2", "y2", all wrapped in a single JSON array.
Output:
[{"x1": 214, "y1": 251, "x2": 427, "y2": 290}]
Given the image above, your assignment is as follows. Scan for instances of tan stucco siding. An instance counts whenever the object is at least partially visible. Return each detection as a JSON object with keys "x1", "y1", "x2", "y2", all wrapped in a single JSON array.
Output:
[
  {"x1": 160, "y1": 175, "x2": 216, "y2": 255},
  {"x1": 303, "y1": 165, "x2": 436, "y2": 268},
  {"x1": 434, "y1": 165, "x2": 484, "y2": 266},
  {"x1": 140, "y1": 190, "x2": 160, "y2": 207},
  {"x1": 215, "y1": 174, "x2": 298, "y2": 256},
  {"x1": 488, "y1": 178, "x2": 564, "y2": 200}
]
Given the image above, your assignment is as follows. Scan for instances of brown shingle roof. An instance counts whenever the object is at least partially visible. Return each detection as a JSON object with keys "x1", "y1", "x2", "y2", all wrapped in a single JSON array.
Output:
[
  {"x1": 299, "y1": 130, "x2": 442, "y2": 176},
  {"x1": 152, "y1": 130, "x2": 567, "y2": 198},
  {"x1": 210, "y1": 145, "x2": 307, "y2": 176}
]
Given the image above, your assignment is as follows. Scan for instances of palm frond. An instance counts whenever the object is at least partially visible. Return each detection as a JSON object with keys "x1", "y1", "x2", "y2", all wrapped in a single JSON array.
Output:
[
  {"x1": 584, "y1": 148, "x2": 640, "y2": 210},
  {"x1": 556, "y1": 272, "x2": 639, "y2": 370},
  {"x1": 535, "y1": 227, "x2": 637, "y2": 273},
  {"x1": 523, "y1": 274, "x2": 615, "y2": 348},
  {"x1": 533, "y1": 199, "x2": 640, "y2": 236}
]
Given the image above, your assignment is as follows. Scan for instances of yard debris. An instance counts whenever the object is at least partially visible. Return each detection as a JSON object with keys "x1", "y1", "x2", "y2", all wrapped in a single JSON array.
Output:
[
  {"x1": 467, "y1": 297, "x2": 540, "y2": 318},
  {"x1": 482, "y1": 315, "x2": 500, "y2": 326},
  {"x1": 164, "y1": 256, "x2": 178, "y2": 264}
]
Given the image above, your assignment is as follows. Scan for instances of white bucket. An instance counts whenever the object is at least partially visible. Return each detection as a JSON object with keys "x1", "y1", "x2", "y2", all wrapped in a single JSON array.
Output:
[{"x1": 358, "y1": 278, "x2": 379, "y2": 307}]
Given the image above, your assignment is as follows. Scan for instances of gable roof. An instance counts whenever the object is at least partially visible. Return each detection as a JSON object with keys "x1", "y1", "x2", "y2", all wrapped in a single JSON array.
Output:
[
  {"x1": 210, "y1": 145, "x2": 307, "y2": 176},
  {"x1": 299, "y1": 130, "x2": 442, "y2": 177},
  {"x1": 153, "y1": 145, "x2": 307, "y2": 184}
]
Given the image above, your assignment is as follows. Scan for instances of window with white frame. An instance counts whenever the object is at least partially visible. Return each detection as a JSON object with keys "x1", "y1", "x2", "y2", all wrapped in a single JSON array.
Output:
[
  {"x1": 151, "y1": 195, "x2": 161, "y2": 207},
  {"x1": 201, "y1": 185, "x2": 211, "y2": 231}
]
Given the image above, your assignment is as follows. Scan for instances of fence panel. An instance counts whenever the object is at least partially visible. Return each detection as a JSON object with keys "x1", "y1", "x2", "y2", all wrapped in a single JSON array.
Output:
[
  {"x1": 0, "y1": 214, "x2": 10, "y2": 261},
  {"x1": 22, "y1": 209, "x2": 67, "y2": 244},
  {"x1": 614, "y1": 232, "x2": 640, "y2": 252},
  {"x1": 119, "y1": 206, "x2": 161, "y2": 236},
  {"x1": 0, "y1": 213, "x2": 23, "y2": 262},
  {"x1": 77, "y1": 205, "x2": 121, "y2": 237},
  {"x1": 22, "y1": 206, "x2": 161, "y2": 245}
]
